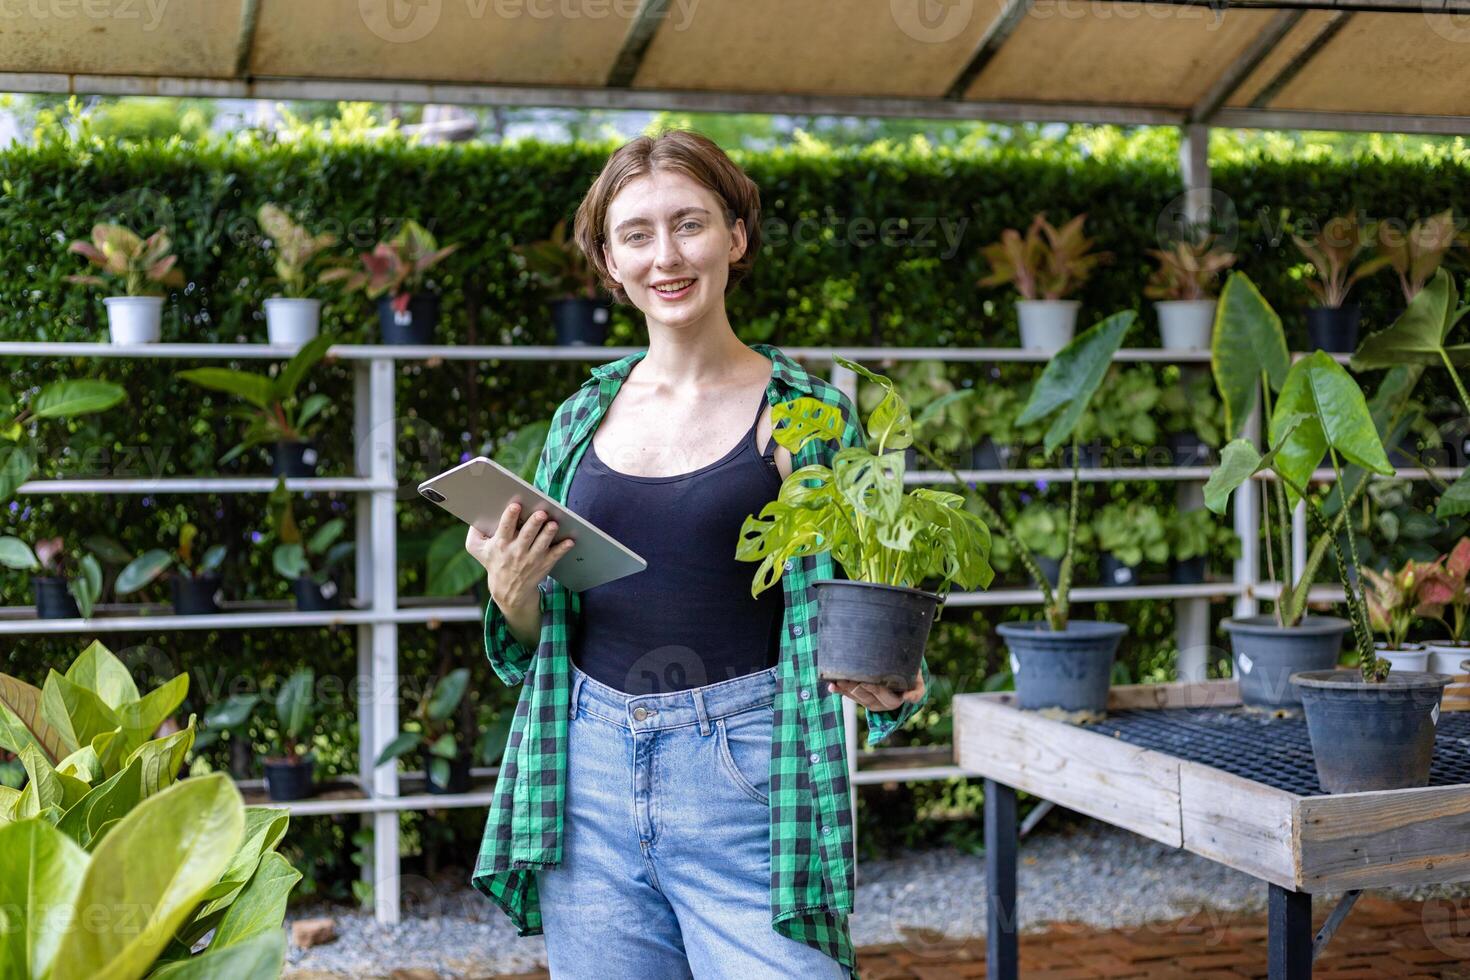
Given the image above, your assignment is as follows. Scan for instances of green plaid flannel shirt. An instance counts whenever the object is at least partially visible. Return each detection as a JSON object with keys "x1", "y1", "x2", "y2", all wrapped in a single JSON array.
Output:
[{"x1": 470, "y1": 343, "x2": 932, "y2": 977}]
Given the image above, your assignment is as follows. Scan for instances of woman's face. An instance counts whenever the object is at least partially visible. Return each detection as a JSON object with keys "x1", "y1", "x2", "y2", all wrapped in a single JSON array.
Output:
[{"x1": 601, "y1": 168, "x2": 746, "y2": 330}]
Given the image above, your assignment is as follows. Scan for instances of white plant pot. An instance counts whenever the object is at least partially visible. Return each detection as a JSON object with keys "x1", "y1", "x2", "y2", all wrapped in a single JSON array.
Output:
[
  {"x1": 103, "y1": 296, "x2": 163, "y2": 345},
  {"x1": 264, "y1": 297, "x2": 322, "y2": 347},
  {"x1": 1016, "y1": 299, "x2": 1080, "y2": 351},
  {"x1": 1375, "y1": 644, "x2": 1429, "y2": 673},
  {"x1": 1424, "y1": 643, "x2": 1470, "y2": 676},
  {"x1": 1155, "y1": 299, "x2": 1216, "y2": 350}
]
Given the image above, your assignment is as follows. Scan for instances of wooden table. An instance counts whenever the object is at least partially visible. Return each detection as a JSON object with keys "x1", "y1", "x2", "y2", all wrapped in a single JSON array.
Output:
[{"x1": 952, "y1": 679, "x2": 1470, "y2": 979}]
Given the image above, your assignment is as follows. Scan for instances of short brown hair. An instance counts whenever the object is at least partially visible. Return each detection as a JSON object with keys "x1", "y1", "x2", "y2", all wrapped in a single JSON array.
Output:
[{"x1": 573, "y1": 129, "x2": 761, "y2": 305}]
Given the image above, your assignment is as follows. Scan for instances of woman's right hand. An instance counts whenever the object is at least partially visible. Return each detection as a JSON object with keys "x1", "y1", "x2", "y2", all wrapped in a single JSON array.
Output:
[{"x1": 465, "y1": 502, "x2": 575, "y2": 609}]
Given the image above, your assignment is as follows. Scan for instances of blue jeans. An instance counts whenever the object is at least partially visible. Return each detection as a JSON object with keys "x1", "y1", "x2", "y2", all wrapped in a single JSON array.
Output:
[{"x1": 536, "y1": 661, "x2": 851, "y2": 979}]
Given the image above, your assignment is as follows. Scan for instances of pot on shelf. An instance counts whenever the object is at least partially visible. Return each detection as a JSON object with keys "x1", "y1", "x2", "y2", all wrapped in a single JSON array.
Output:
[
  {"x1": 1376, "y1": 641, "x2": 1428, "y2": 673},
  {"x1": 1305, "y1": 304, "x2": 1361, "y2": 353},
  {"x1": 1221, "y1": 615, "x2": 1348, "y2": 708},
  {"x1": 172, "y1": 573, "x2": 222, "y2": 616},
  {"x1": 812, "y1": 579, "x2": 941, "y2": 690},
  {"x1": 377, "y1": 293, "x2": 439, "y2": 345},
  {"x1": 1155, "y1": 299, "x2": 1215, "y2": 350},
  {"x1": 1170, "y1": 556, "x2": 1207, "y2": 584},
  {"x1": 293, "y1": 575, "x2": 341, "y2": 612},
  {"x1": 1033, "y1": 556, "x2": 1061, "y2": 589},
  {"x1": 1424, "y1": 642, "x2": 1470, "y2": 676},
  {"x1": 263, "y1": 753, "x2": 316, "y2": 801},
  {"x1": 271, "y1": 440, "x2": 319, "y2": 478},
  {"x1": 420, "y1": 747, "x2": 473, "y2": 795},
  {"x1": 970, "y1": 437, "x2": 1011, "y2": 470},
  {"x1": 1291, "y1": 670, "x2": 1450, "y2": 794},
  {"x1": 32, "y1": 577, "x2": 80, "y2": 619},
  {"x1": 264, "y1": 297, "x2": 322, "y2": 347},
  {"x1": 1098, "y1": 553, "x2": 1138, "y2": 588},
  {"x1": 997, "y1": 620, "x2": 1128, "y2": 716},
  {"x1": 103, "y1": 296, "x2": 163, "y2": 344},
  {"x1": 552, "y1": 298, "x2": 611, "y2": 346},
  {"x1": 1168, "y1": 431, "x2": 1211, "y2": 468},
  {"x1": 1016, "y1": 299, "x2": 1079, "y2": 351}
]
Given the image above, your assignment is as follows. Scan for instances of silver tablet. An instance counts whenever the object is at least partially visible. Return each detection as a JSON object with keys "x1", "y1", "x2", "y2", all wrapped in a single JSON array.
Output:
[{"x1": 417, "y1": 456, "x2": 647, "y2": 593}]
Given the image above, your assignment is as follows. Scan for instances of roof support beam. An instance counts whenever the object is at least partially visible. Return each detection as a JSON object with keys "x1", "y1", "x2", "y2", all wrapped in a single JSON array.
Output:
[
  {"x1": 944, "y1": 0, "x2": 1033, "y2": 100},
  {"x1": 1249, "y1": 11, "x2": 1353, "y2": 108},
  {"x1": 233, "y1": 0, "x2": 261, "y2": 80},
  {"x1": 606, "y1": 0, "x2": 671, "y2": 88},
  {"x1": 1189, "y1": 9, "x2": 1303, "y2": 124}
]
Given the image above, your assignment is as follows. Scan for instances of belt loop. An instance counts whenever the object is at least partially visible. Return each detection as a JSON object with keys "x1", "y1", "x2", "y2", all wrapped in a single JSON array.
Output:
[
  {"x1": 569, "y1": 665, "x2": 585, "y2": 720},
  {"x1": 692, "y1": 688, "x2": 711, "y2": 736}
]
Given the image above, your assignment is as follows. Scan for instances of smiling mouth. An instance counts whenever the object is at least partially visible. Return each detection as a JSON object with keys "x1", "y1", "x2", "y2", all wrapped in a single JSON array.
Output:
[{"x1": 653, "y1": 279, "x2": 695, "y2": 293}]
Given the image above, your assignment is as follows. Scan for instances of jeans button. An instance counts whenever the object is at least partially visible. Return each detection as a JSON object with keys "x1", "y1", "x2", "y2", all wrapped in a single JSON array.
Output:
[{"x1": 632, "y1": 706, "x2": 648, "y2": 721}]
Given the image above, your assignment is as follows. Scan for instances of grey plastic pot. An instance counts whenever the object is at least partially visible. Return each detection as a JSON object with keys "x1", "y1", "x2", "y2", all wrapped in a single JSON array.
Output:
[
  {"x1": 1292, "y1": 669, "x2": 1450, "y2": 793},
  {"x1": 812, "y1": 579, "x2": 942, "y2": 689},
  {"x1": 997, "y1": 620, "x2": 1128, "y2": 714},
  {"x1": 1221, "y1": 615, "x2": 1347, "y2": 708}
]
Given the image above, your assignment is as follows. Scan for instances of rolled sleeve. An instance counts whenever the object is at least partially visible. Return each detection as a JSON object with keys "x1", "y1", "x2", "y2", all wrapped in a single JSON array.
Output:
[
  {"x1": 484, "y1": 581, "x2": 547, "y2": 688},
  {"x1": 863, "y1": 655, "x2": 931, "y2": 746}
]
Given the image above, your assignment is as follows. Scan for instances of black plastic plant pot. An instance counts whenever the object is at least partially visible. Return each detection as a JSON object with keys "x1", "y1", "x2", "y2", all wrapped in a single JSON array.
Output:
[
  {"x1": 420, "y1": 748, "x2": 473, "y2": 795},
  {"x1": 1304, "y1": 304, "x2": 1361, "y2": 354},
  {"x1": 812, "y1": 579, "x2": 942, "y2": 689},
  {"x1": 1221, "y1": 615, "x2": 1348, "y2": 708},
  {"x1": 1098, "y1": 554, "x2": 1138, "y2": 588},
  {"x1": 377, "y1": 293, "x2": 439, "y2": 345},
  {"x1": 270, "y1": 440, "x2": 319, "y2": 478},
  {"x1": 552, "y1": 298, "x2": 611, "y2": 346},
  {"x1": 1034, "y1": 557, "x2": 1061, "y2": 588},
  {"x1": 263, "y1": 755, "x2": 316, "y2": 801},
  {"x1": 293, "y1": 575, "x2": 341, "y2": 611},
  {"x1": 172, "y1": 573, "x2": 222, "y2": 616},
  {"x1": 970, "y1": 438, "x2": 1009, "y2": 470},
  {"x1": 1168, "y1": 432, "x2": 1210, "y2": 468},
  {"x1": 1292, "y1": 670, "x2": 1450, "y2": 793},
  {"x1": 997, "y1": 620, "x2": 1128, "y2": 715},
  {"x1": 1060, "y1": 442, "x2": 1103, "y2": 469},
  {"x1": 1170, "y1": 556, "x2": 1207, "y2": 584},
  {"x1": 33, "y1": 577, "x2": 80, "y2": 619}
]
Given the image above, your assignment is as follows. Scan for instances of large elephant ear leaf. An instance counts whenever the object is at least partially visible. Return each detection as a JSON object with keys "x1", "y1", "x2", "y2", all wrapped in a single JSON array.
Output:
[
  {"x1": 833, "y1": 355, "x2": 913, "y2": 451},
  {"x1": 1212, "y1": 271, "x2": 1291, "y2": 439},
  {"x1": 771, "y1": 398, "x2": 845, "y2": 454},
  {"x1": 1016, "y1": 310, "x2": 1135, "y2": 454},
  {"x1": 1203, "y1": 422, "x2": 1305, "y2": 514},
  {"x1": 1271, "y1": 351, "x2": 1392, "y2": 508},
  {"x1": 1351, "y1": 267, "x2": 1466, "y2": 369}
]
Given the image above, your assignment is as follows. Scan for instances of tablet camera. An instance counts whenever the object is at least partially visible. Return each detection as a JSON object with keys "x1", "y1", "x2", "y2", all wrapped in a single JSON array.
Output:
[{"x1": 420, "y1": 487, "x2": 446, "y2": 503}]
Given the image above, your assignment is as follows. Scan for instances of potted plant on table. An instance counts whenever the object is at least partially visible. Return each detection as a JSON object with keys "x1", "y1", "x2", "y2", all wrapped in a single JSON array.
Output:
[
  {"x1": 177, "y1": 332, "x2": 334, "y2": 477},
  {"x1": 321, "y1": 219, "x2": 459, "y2": 345},
  {"x1": 1164, "y1": 507, "x2": 1239, "y2": 584},
  {"x1": 266, "y1": 477, "x2": 352, "y2": 611},
  {"x1": 978, "y1": 212, "x2": 1112, "y2": 351},
  {"x1": 514, "y1": 218, "x2": 612, "y2": 346},
  {"x1": 1360, "y1": 558, "x2": 1436, "y2": 672},
  {"x1": 0, "y1": 535, "x2": 103, "y2": 618},
  {"x1": 1145, "y1": 234, "x2": 1236, "y2": 350},
  {"x1": 65, "y1": 222, "x2": 186, "y2": 344},
  {"x1": 115, "y1": 522, "x2": 228, "y2": 615},
  {"x1": 262, "y1": 667, "x2": 317, "y2": 801},
  {"x1": 374, "y1": 667, "x2": 476, "y2": 794},
  {"x1": 1292, "y1": 212, "x2": 1390, "y2": 353},
  {"x1": 1093, "y1": 500, "x2": 1168, "y2": 587},
  {"x1": 256, "y1": 203, "x2": 340, "y2": 347},
  {"x1": 736, "y1": 355, "x2": 994, "y2": 690}
]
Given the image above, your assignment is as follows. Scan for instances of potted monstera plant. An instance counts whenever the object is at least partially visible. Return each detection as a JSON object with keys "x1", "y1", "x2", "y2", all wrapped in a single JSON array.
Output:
[
  {"x1": 66, "y1": 222, "x2": 186, "y2": 344},
  {"x1": 978, "y1": 212, "x2": 1112, "y2": 351},
  {"x1": 1145, "y1": 234, "x2": 1236, "y2": 350},
  {"x1": 514, "y1": 218, "x2": 611, "y2": 346},
  {"x1": 736, "y1": 355, "x2": 994, "y2": 690},
  {"x1": 1292, "y1": 212, "x2": 1390, "y2": 353},
  {"x1": 321, "y1": 219, "x2": 459, "y2": 344},
  {"x1": 257, "y1": 203, "x2": 339, "y2": 346}
]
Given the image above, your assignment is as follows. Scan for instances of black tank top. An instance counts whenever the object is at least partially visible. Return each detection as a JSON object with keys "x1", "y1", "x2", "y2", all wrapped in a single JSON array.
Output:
[{"x1": 566, "y1": 392, "x2": 786, "y2": 695}]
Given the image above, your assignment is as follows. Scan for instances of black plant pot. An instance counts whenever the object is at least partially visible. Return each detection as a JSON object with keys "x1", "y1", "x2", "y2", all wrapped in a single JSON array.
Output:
[
  {"x1": 33, "y1": 577, "x2": 80, "y2": 619},
  {"x1": 270, "y1": 440, "x2": 319, "y2": 478},
  {"x1": 1060, "y1": 442, "x2": 1104, "y2": 469},
  {"x1": 552, "y1": 298, "x2": 611, "y2": 346},
  {"x1": 420, "y1": 747, "x2": 473, "y2": 795},
  {"x1": 1168, "y1": 432, "x2": 1210, "y2": 468},
  {"x1": 377, "y1": 293, "x2": 439, "y2": 345},
  {"x1": 1293, "y1": 670, "x2": 1449, "y2": 793},
  {"x1": 997, "y1": 620, "x2": 1129, "y2": 716},
  {"x1": 812, "y1": 578, "x2": 942, "y2": 689},
  {"x1": 1222, "y1": 615, "x2": 1348, "y2": 708},
  {"x1": 293, "y1": 575, "x2": 341, "y2": 611},
  {"x1": 1171, "y1": 556, "x2": 1207, "y2": 584},
  {"x1": 1305, "y1": 304, "x2": 1361, "y2": 353},
  {"x1": 1099, "y1": 553, "x2": 1139, "y2": 588},
  {"x1": 263, "y1": 755, "x2": 316, "y2": 801},
  {"x1": 172, "y1": 574, "x2": 221, "y2": 616},
  {"x1": 970, "y1": 438, "x2": 1010, "y2": 470}
]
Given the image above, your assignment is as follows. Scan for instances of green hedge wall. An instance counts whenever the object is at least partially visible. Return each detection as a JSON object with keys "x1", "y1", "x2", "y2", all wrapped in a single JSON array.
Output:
[{"x1": 2, "y1": 128, "x2": 1468, "y2": 879}]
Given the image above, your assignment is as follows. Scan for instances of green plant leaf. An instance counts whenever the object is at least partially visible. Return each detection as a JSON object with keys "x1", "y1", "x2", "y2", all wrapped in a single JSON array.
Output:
[
  {"x1": 115, "y1": 673, "x2": 189, "y2": 757},
  {"x1": 28, "y1": 380, "x2": 126, "y2": 419},
  {"x1": 64, "y1": 641, "x2": 141, "y2": 711},
  {"x1": 1017, "y1": 310, "x2": 1135, "y2": 454},
  {"x1": 770, "y1": 397, "x2": 845, "y2": 455},
  {"x1": 122, "y1": 716, "x2": 196, "y2": 798},
  {"x1": 276, "y1": 669, "x2": 314, "y2": 741},
  {"x1": 0, "y1": 672, "x2": 69, "y2": 764},
  {"x1": 197, "y1": 543, "x2": 227, "y2": 574},
  {"x1": 833, "y1": 355, "x2": 913, "y2": 451},
  {"x1": 426, "y1": 668, "x2": 469, "y2": 722},
  {"x1": 142, "y1": 929, "x2": 286, "y2": 980},
  {"x1": 1212, "y1": 271, "x2": 1291, "y2": 438},
  {"x1": 0, "y1": 817, "x2": 88, "y2": 977},
  {"x1": 42, "y1": 670, "x2": 121, "y2": 757},
  {"x1": 425, "y1": 525, "x2": 481, "y2": 596},
  {"x1": 0, "y1": 443, "x2": 36, "y2": 501},
  {"x1": 70, "y1": 554, "x2": 102, "y2": 618},
  {"x1": 1436, "y1": 470, "x2": 1470, "y2": 518},
  {"x1": 306, "y1": 518, "x2": 345, "y2": 556},
  {"x1": 0, "y1": 535, "x2": 39, "y2": 570},
  {"x1": 274, "y1": 332, "x2": 334, "y2": 399},
  {"x1": 115, "y1": 549, "x2": 173, "y2": 595},
  {"x1": 272, "y1": 543, "x2": 306, "y2": 580},
  {"x1": 1270, "y1": 351, "x2": 1393, "y2": 508},
  {"x1": 176, "y1": 368, "x2": 275, "y2": 410},
  {"x1": 372, "y1": 731, "x2": 422, "y2": 768},
  {"x1": 1351, "y1": 267, "x2": 1470, "y2": 368},
  {"x1": 832, "y1": 447, "x2": 903, "y2": 523}
]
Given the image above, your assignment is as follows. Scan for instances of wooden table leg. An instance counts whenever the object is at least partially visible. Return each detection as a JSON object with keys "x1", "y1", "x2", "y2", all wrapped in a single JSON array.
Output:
[
  {"x1": 985, "y1": 778, "x2": 1018, "y2": 980},
  {"x1": 1268, "y1": 882, "x2": 1312, "y2": 979}
]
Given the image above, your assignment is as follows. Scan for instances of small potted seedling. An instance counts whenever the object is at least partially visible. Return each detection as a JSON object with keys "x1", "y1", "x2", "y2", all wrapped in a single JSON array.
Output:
[
  {"x1": 267, "y1": 477, "x2": 352, "y2": 610},
  {"x1": 1361, "y1": 558, "x2": 1435, "y2": 672},
  {"x1": 1291, "y1": 212, "x2": 1391, "y2": 353},
  {"x1": 1419, "y1": 538, "x2": 1470, "y2": 675},
  {"x1": 374, "y1": 667, "x2": 475, "y2": 795},
  {"x1": 1145, "y1": 234, "x2": 1236, "y2": 350},
  {"x1": 321, "y1": 219, "x2": 459, "y2": 345},
  {"x1": 736, "y1": 355, "x2": 994, "y2": 690},
  {"x1": 0, "y1": 536, "x2": 102, "y2": 618},
  {"x1": 65, "y1": 222, "x2": 186, "y2": 344},
  {"x1": 257, "y1": 203, "x2": 340, "y2": 347},
  {"x1": 177, "y1": 332, "x2": 333, "y2": 477},
  {"x1": 514, "y1": 218, "x2": 611, "y2": 346},
  {"x1": 978, "y1": 212, "x2": 1112, "y2": 351},
  {"x1": 262, "y1": 667, "x2": 317, "y2": 801},
  {"x1": 115, "y1": 523, "x2": 227, "y2": 615},
  {"x1": 1093, "y1": 501, "x2": 1167, "y2": 587},
  {"x1": 1164, "y1": 507, "x2": 1239, "y2": 584}
]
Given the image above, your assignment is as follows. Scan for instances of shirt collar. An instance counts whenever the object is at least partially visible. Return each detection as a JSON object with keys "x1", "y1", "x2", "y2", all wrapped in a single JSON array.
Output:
[{"x1": 585, "y1": 343, "x2": 814, "y2": 395}]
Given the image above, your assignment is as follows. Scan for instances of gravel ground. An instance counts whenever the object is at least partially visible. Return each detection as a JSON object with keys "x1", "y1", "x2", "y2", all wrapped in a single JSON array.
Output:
[{"x1": 282, "y1": 815, "x2": 1470, "y2": 979}]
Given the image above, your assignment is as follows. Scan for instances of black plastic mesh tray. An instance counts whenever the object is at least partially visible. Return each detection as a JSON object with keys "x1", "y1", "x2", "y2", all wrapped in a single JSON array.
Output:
[{"x1": 1093, "y1": 707, "x2": 1470, "y2": 796}]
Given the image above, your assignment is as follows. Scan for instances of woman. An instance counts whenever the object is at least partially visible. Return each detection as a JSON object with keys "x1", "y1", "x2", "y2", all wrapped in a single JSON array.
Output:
[{"x1": 466, "y1": 129, "x2": 928, "y2": 979}]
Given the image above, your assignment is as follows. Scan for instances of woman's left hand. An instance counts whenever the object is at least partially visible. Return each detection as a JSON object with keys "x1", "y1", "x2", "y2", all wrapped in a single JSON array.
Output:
[{"x1": 826, "y1": 672, "x2": 924, "y2": 711}]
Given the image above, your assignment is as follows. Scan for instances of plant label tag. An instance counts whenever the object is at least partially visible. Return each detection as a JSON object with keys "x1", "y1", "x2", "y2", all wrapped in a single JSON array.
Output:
[
  {"x1": 1237, "y1": 652, "x2": 1253, "y2": 675},
  {"x1": 594, "y1": 307, "x2": 609, "y2": 324},
  {"x1": 1008, "y1": 653, "x2": 1019, "y2": 674},
  {"x1": 321, "y1": 580, "x2": 338, "y2": 599},
  {"x1": 1432, "y1": 704, "x2": 1441, "y2": 726},
  {"x1": 302, "y1": 448, "x2": 319, "y2": 465}
]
